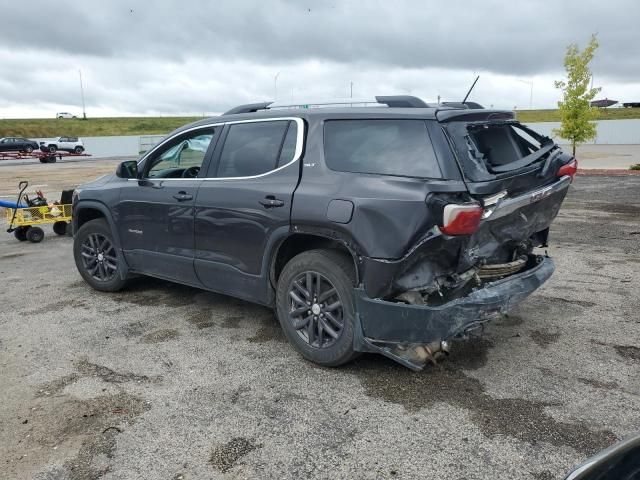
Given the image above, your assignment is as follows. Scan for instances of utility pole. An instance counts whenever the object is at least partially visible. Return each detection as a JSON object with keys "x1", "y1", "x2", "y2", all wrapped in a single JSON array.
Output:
[
  {"x1": 350, "y1": 81, "x2": 353, "y2": 98},
  {"x1": 79, "y1": 69, "x2": 87, "y2": 119},
  {"x1": 274, "y1": 72, "x2": 280, "y2": 101}
]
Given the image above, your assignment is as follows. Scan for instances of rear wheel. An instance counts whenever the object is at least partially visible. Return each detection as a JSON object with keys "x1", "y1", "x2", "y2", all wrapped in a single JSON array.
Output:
[
  {"x1": 74, "y1": 218, "x2": 127, "y2": 291},
  {"x1": 74, "y1": 146, "x2": 84, "y2": 154},
  {"x1": 23, "y1": 145, "x2": 33, "y2": 154},
  {"x1": 26, "y1": 226, "x2": 44, "y2": 243},
  {"x1": 276, "y1": 249, "x2": 359, "y2": 367},
  {"x1": 53, "y1": 221, "x2": 68, "y2": 236},
  {"x1": 48, "y1": 145, "x2": 57, "y2": 153},
  {"x1": 14, "y1": 227, "x2": 28, "y2": 241}
]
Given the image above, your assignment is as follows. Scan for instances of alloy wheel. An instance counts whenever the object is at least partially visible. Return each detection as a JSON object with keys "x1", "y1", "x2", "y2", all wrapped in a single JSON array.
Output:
[
  {"x1": 80, "y1": 233, "x2": 117, "y2": 281},
  {"x1": 287, "y1": 271, "x2": 344, "y2": 348}
]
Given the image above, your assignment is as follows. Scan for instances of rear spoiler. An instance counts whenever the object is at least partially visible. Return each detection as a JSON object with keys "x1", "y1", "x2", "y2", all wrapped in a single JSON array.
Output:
[{"x1": 436, "y1": 109, "x2": 515, "y2": 123}]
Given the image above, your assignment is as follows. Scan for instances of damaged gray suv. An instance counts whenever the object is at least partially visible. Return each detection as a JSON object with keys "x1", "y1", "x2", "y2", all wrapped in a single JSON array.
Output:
[{"x1": 72, "y1": 96, "x2": 577, "y2": 370}]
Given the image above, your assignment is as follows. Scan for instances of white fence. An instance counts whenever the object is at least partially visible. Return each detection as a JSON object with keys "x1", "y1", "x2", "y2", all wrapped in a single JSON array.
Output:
[{"x1": 524, "y1": 119, "x2": 640, "y2": 145}]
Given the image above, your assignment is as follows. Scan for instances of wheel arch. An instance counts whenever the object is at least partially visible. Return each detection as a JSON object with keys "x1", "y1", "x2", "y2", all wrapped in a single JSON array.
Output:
[
  {"x1": 74, "y1": 200, "x2": 128, "y2": 279},
  {"x1": 269, "y1": 232, "x2": 361, "y2": 289}
]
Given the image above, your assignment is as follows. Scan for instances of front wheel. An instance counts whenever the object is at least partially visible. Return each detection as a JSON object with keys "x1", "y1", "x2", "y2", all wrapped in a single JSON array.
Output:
[
  {"x1": 276, "y1": 249, "x2": 359, "y2": 367},
  {"x1": 73, "y1": 218, "x2": 127, "y2": 291}
]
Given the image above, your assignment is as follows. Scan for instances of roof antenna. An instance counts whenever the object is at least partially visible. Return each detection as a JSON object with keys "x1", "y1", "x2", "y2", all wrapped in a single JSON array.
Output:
[{"x1": 462, "y1": 75, "x2": 480, "y2": 104}]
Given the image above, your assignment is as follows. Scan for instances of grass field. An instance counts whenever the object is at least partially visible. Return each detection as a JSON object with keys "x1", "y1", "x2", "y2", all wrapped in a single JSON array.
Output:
[
  {"x1": 516, "y1": 107, "x2": 640, "y2": 123},
  {"x1": 0, "y1": 116, "x2": 202, "y2": 138},
  {"x1": 1, "y1": 108, "x2": 640, "y2": 138}
]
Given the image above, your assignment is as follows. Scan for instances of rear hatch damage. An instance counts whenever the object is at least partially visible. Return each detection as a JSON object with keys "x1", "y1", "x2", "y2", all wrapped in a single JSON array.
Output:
[{"x1": 354, "y1": 113, "x2": 575, "y2": 369}]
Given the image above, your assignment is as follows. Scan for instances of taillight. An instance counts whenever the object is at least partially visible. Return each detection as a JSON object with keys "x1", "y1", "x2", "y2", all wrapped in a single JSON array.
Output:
[
  {"x1": 441, "y1": 203, "x2": 483, "y2": 235},
  {"x1": 557, "y1": 159, "x2": 578, "y2": 180}
]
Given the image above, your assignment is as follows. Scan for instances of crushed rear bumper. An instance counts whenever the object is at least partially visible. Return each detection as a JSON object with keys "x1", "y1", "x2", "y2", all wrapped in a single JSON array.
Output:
[{"x1": 353, "y1": 256, "x2": 554, "y2": 368}]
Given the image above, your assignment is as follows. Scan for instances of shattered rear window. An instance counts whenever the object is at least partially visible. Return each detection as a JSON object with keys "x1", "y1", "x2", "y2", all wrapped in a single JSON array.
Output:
[{"x1": 446, "y1": 121, "x2": 555, "y2": 181}]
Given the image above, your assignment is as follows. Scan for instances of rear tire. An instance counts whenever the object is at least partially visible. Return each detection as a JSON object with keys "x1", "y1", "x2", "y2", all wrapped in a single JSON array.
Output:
[
  {"x1": 53, "y1": 221, "x2": 68, "y2": 236},
  {"x1": 26, "y1": 226, "x2": 44, "y2": 243},
  {"x1": 48, "y1": 145, "x2": 57, "y2": 153},
  {"x1": 74, "y1": 218, "x2": 128, "y2": 292},
  {"x1": 14, "y1": 227, "x2": 28, "y2": 241},
  {"x1": 276, "y1": 249, "x2": 359, "y2": 367},
  {"x1": 24, "y1": 145, "x2": 33, "y2": 154},
  {"x1": 74, "y1": 146, "x2": 84, "y2": 154}
]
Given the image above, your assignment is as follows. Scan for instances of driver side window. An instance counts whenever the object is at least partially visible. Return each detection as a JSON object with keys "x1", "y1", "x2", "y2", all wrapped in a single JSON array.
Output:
[{"x1": 147, "y1": 129, "x2": 216, "y2": 178}]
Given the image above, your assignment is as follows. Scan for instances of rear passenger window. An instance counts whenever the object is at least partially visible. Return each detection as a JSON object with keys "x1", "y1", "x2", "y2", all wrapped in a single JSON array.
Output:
[
  {"x1": 324, "y1": 120, "x2": 442, "y2": 178},
  {"x1": 217, "y1": 121, "x2": 290, "y2": 177}
]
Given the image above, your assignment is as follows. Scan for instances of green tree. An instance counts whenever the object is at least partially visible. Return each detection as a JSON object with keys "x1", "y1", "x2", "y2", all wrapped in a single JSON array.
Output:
[{"x1": 554, "y1": 35, "x2": 601, "y2": 155}]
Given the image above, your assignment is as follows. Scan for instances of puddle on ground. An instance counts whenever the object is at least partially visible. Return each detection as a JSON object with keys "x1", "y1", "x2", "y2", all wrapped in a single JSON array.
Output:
[
  {"x1": 614, "y1": 345, "x2": 640, "y2": 361},
  {"x1": 140, "y1": 328, "x2": 180, "y2": 344},
  {"x1": 209, "y1": 437, "x2": 261, "y2": 473},
  {"x1": 351, "y1": 339, "x2": 616, "y2": 455},
  {"x1": 75, "y1": 359, "x2": 161, "y2": 384},
  {"x1": 247, "y1": 313, "x2": 286, "y2": 344},
  {"x1": 529, "y1": 329, "x2": 561, "y2": 348}
]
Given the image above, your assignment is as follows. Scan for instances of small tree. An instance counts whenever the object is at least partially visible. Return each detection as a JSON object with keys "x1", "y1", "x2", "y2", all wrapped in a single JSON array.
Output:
[{"x1": 554, "y1": 35, "x2": 601, "y2": 155}]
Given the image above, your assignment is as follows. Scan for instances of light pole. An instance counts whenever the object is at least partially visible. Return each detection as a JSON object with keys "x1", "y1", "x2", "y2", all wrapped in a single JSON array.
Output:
[
  {"x1": 350, "y1": 81, "x2": 353, "y2": 98},
  {"x1": 274, "y1": 72, "x2": 280, "y2": 101},
  {"x1": 79, "y1": 69, "x2": 87, "y2": 119},
  {"x1": 518, "y1": 79, "x2": 533, "y2": 110}
]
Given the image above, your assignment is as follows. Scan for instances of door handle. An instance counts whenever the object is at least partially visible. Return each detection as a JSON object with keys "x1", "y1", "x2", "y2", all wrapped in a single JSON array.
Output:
[
  {"x1": 259, "y1": 196, "x2": 285, "y2": 208},
  {"x1": 173, "y1": 192, "x2": 193, "y2": 201}
]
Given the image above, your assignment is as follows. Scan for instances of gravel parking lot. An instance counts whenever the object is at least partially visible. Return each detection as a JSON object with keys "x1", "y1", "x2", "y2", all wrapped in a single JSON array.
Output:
[{"x1": 1, "y1": 174, "x2": 639, "y2": 480}]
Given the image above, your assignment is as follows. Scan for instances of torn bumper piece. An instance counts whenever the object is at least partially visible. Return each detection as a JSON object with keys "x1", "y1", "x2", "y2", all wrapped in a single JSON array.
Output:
[{"x1": 353, "y1": 256, "x2": 555, "y2": 370}]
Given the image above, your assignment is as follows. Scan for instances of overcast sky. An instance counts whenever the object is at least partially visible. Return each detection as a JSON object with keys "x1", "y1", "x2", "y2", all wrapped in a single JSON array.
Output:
[{"x1": 1, "y1": 0, "x2": 639, "y2": 118}]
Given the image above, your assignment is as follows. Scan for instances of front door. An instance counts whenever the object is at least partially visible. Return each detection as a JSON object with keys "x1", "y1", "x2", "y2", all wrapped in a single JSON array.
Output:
[
  {"x1": 117, "y1": 126, "x2": 219, "y2": 284},
  {"x1": 194, "y1": 118, "x2": 302, "y2": 303}
]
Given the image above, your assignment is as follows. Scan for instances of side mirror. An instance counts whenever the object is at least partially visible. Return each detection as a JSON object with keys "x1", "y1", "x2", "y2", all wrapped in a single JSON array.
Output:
[{"x1": 116, "y1": 160, "x2": 138, "y2": 179}]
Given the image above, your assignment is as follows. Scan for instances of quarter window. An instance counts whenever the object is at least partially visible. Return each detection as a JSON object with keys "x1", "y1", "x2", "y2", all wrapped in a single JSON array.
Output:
[
  {"x1": 217, "y1": 121, "x2": 291, "y2": 178},
  {"x1": 323, "y1": 120, "x2": 442, "y2": 178}
]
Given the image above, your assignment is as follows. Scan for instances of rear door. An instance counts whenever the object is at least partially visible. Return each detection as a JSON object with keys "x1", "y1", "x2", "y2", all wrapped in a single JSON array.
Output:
[
  {"x1": 194, "y1": 118, "x2": 303, "y2": 303},
  {"x1": 116, "y1": 126, "x2": 219, "y2": 284}
]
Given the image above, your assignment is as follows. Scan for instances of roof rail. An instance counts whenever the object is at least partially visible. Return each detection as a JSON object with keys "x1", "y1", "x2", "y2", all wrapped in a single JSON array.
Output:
[
  {"x1": 374, "y1": 95, "x2": 429, "y2": 108},
  {"x1": 223, "y1": 95, "x2": 435, "y2": 115},
  {"x1": 223, "y1": 102, "x2": 272, "y2": 115}
]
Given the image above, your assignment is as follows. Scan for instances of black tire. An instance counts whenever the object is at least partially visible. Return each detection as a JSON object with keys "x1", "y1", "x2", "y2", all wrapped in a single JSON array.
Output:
[
  {"x1": 53, "y1": 221, "x2": 68, "y2": 236},
  {"x1": 48, "y1": 156, "x2": 57, "y2": 163},
  {"x1": 39, "y1": 158, "x2": 47, "y2": 163},
  {"x1": 74, "y1": 146, "x2": 84, "y2": 154},
  {"x1": 24, "y1": 145, "x2": 33, "y2": 154},
  {"x1": 74, "y1": 218, "x2": 128, "y2": 292},
  {"x1": 48, "y1": 145, "x2": 57, "y2": 153},
  {"x1": 26, "y1": 226, "x2": 44, "y2": 243},
  {"x1": 14, "y1": 227, "x2": 28, "y2": 241},
  {"x1": 276, "y1": 249, "x2": 359, "y2": 367}
]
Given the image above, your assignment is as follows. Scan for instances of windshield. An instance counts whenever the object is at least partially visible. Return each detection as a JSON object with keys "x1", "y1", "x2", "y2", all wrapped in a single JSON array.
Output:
[{"x1": 445, "y1": 121, "x2": 555, "y2": 181}]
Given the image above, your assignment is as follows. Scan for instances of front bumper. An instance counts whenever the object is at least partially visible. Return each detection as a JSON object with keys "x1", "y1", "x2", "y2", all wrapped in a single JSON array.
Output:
[{"x1": 354, "y1": 256, "x2": 554, "y2": 363}]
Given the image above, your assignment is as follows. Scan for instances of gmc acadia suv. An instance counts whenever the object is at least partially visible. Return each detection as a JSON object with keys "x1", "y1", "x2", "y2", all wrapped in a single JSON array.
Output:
[{"x1": 72, "y1": 96, "x2": 576, "y2": 370}]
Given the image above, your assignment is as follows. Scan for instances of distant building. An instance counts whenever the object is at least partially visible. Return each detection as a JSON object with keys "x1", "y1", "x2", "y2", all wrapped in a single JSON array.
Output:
[{"x1": 590, "y1": 98, "x2": 618, "y2": 108}]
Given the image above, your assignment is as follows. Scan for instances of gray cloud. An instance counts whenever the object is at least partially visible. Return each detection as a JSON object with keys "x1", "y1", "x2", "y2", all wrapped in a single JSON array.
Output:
[{"x1": 1, "y1": 0, "x2": 639, "y2": 116}]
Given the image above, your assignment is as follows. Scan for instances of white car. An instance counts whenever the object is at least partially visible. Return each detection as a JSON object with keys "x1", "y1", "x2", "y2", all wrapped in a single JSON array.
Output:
[
  {"x1": 40, "y1": 136, "x2": 85, "y2": 154},
  {"x1": 56, "y1": 112, "x2": 77, "y2": 119}
]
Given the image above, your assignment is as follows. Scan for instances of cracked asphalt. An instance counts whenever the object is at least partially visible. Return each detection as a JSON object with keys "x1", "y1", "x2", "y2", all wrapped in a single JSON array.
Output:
[{"x1": 0, "y1": 174, "x2": 639, "y2": 480}]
